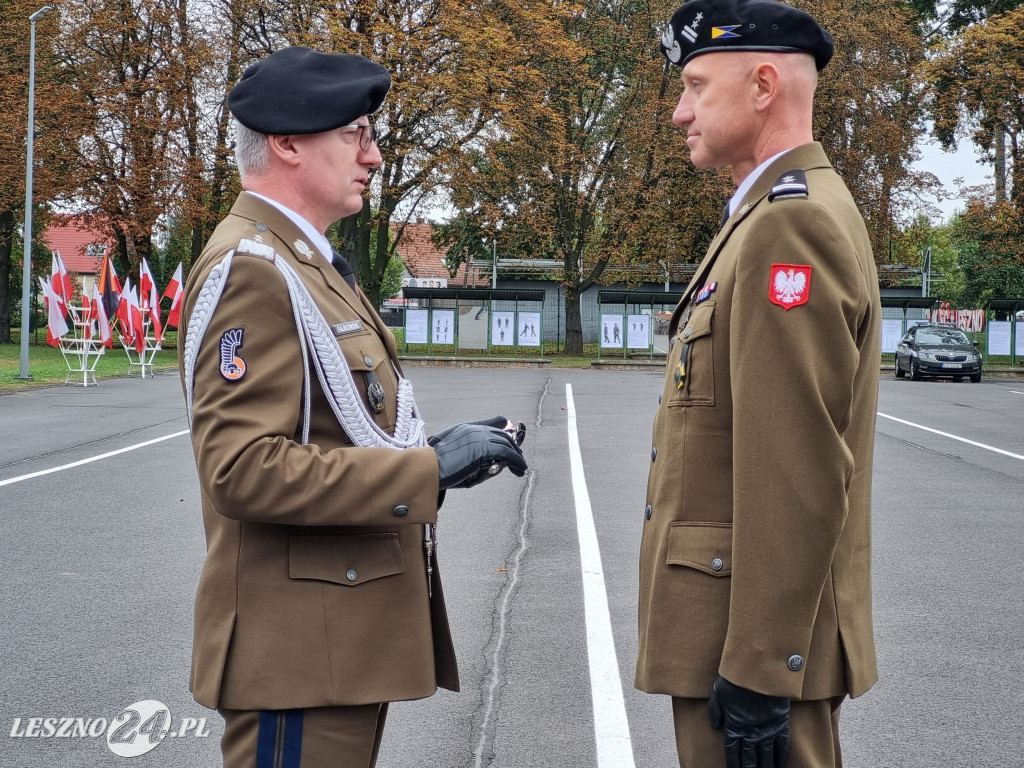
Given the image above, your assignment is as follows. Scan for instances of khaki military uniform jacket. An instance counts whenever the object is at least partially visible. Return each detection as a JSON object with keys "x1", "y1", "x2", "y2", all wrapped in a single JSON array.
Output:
[
  {"x1": 636, "y1": 143, "x2": 880, "y2": 701},
  {"x1": 179, "y1": 193, "x2": 458, "y2": 711}
]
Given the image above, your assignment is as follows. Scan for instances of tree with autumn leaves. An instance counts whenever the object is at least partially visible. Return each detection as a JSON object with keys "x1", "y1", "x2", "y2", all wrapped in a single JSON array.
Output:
[{"x1": 2, "y1": 0, "x2": 1022, "y2": 348}]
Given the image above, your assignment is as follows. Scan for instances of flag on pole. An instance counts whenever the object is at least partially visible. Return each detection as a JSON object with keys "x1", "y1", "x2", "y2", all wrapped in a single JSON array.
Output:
[
  {"x1": 162, "y1": 262, "x2": 184, "y2": 328},
  {"x1": 117, "y1": 276, "x2": 136, "y2": 350},
  {"x1": 126, "y1": 282, "x2": 145, "y2": 355},
  {"x1": 139, "y1": 258, "x2": 163, "y2": 344},
  {"x1": 50, "y1": 252, "x2": 74, "y2": 314},
  {"x1": 97, "y1": 252, "x2": 122, "y2": 320},
  {"x1": 39, "y1": 276, "x2": 69, "y2": 347},
  {"x1": 90, "y1": 282, "x2": 113, "y2": 348}
]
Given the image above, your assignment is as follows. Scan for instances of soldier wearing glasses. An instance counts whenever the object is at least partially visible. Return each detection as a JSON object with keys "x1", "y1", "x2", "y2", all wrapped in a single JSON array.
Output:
[{"x1": 178, "y1": 47, "x2": 526, "y2": 768}]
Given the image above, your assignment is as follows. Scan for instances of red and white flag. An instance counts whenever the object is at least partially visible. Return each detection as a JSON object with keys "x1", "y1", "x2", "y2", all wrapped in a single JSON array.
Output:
[
  {"x1": 139, "y1": 258, "x2": 163, "y2": 343},
  {"x1": 39, "y1": 276, "x2": 69, "y2": 347},
  {"x1": 117, "y1": 276, "x2": 137, "y2": 349},
  {"x1": 162, "y1": 262, "x2": 183, "y2": 328},
  {"x1": 50, "y1": 252, "x2": 74, "y2": 314},
  {"x1": 89, "y1": 282, "x2": 113, "y2": 348}
]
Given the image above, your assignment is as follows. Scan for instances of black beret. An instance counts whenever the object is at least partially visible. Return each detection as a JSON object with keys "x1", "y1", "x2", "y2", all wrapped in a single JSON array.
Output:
[
  {"x1": 228, "y1": 47, "x2": 391, "y2": 135},
  {"x1": 660, "y1": 0, "x2": 833, "y2": 71}
]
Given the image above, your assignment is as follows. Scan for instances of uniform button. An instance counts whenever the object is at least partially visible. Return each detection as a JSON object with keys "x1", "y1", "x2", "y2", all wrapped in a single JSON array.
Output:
[
  {"x1": 346, "y1": 569, "x2": 358, "y2": 582},
  {"x1": 256, "y1": 222, "x2": 267, "y2": 231},
  {"x1": 683, "y1": 328, "x2": 691, "y2": 339},
  {"x1": 711, "y1": 558, "x2": 724, "y2": 572},
  {"x1": 363, "y1": 355, "x2": 373, "y2": 367},
  {"x1": 787, "y1": 654, "x2": 804, "y2": 672},
  {"x1": 644, "y1": 505, "x2": 653, "y2": 520},
  {"x1": 651, "y1": 446, "x2": 657, "y2": 462},
  {"x1": 393, "y1": 505, "x2": 409, "y2": 517}
]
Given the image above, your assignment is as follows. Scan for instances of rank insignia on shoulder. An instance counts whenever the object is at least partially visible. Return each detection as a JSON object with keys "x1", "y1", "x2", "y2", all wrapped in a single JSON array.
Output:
[
  {"x1": 293, "y1": 239, "x2": 315, "y2": 260},
  {"x1": 769, "y1": 264, "x2": 812, "y2": 310},
  {"x1": 237, "y1": 238, "x2": 275, "y2": 260},
  {"x1": 769, "y1": 170, "x2": 808, "y2": 202},
  {"x1": 695, "y1": 282, "x2": 718, "y2": 306},
  {"x1": 219, "y1": 328, "x2": 247, "y2": 381}
]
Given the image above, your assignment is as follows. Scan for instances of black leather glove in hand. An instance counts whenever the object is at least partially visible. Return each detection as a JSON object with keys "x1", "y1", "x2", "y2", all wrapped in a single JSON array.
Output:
[
  {"x1": 428, "y1": 416, "x2": 509, "y2": 447},
  {"x1": 708, "y1": 676, "x2": 790, "y2": 768},
  {"x1": 430, "y1": 423, "x2": 527, "y2": 490}
]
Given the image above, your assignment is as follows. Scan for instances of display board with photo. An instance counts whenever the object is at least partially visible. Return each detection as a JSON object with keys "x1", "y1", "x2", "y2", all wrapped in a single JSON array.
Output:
[
  {"x1": 600, "y1": 313, "x2": 624, "y2": 349},
  {"x1": 431, "y1": 309, "x2": 455, "y2": 345},
  {"x1": 405, "y1": 309, "x2": 429, "y2": 345},
  {"x1": 626, "y1": 314, "x2": 650, "y2": 349},
  {"x1": 516, "y1": 312, "x2": 541, "y2": 347},
  {"x1": 492, "y1": 311, "x2": 515, "y2": 346}
]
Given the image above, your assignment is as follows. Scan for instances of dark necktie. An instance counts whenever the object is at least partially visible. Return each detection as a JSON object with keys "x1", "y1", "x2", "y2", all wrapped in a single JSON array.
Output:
[{"x1": 330, "y1": 249, "x2": 356, "y2": 290}]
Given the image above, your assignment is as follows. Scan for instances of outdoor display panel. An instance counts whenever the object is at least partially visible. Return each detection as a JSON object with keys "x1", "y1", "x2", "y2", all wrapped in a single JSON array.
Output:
[
  {"x1": 880, "y1": 318, "x2": 904, "y2": 353},
  {"x1": 600, "y1": 313, "x2": 624, "y2": 349},
  {"x1": 492, "y1": 310, "x2": 515, "y2": 346},
  {"x1": 431, "y1": 309, "x2": 455, "y2": 345},
  {"x1": 458, "y1": 306, "x2": 489, "y2": 350},
  {"x1": 517, "y1": 312, "x2": 541, "y2": 347},
  {"x1": 626, "y1": 314, "x2": 650, "y2": 350},
  {"x1": 405, "y1": 309, "x2": 429, "y2": 344}
]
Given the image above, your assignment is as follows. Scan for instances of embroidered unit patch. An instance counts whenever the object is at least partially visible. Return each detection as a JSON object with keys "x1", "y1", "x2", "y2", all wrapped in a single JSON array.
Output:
[
  {"x1": 293, "y1": 239, "x2": 315, "y2": 260},
  {"x1": 237, "y1": 238, "x2": 275, "y2": 260},
  {"x1": 769, "y1": 264, "x2": 812, "y2": 310},
  {"x1": 219, "y1": 328, "x2": 247, "y2": 380}
]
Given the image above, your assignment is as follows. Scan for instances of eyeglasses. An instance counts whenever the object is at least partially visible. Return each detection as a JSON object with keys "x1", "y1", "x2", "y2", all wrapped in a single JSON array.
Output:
[{"x1": 340, "y1": 122, "x2": 377, "y2": 151}]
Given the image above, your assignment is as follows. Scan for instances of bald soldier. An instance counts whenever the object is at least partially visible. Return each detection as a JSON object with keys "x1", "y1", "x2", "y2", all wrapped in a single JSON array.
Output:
[
  {"x1": 178, "y1": 48, "x2": 526, "y2": 768},
  {"x1": 636, "y1": 2, "x2": 880, "y2": 767}
]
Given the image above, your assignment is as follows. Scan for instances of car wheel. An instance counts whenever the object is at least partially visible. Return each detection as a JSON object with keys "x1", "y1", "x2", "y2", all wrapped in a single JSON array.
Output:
[
  {"x1": 970, "y1": 372, "x2": 982, "y2": 383},
  {"x1": 894, "y1": 357, "x2": 905, "y2": 378},
  {"x1": 911, "y1": 360, "x2": 922, "y2": 381}
]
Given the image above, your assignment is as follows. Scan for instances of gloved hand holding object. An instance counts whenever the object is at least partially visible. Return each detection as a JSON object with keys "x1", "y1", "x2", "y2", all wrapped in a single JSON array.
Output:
[
  {"x1": 429, "y1": 418, "x2": 527, "y2": 490},
  {"x1": 708, "y1": 675, "x2": 790, "y2": 768}
]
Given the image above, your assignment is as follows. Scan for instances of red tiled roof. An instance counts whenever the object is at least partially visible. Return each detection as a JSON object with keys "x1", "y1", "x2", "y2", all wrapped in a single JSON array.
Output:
[
  {"x1": 392, "y1": 222, "x2": 488, "y2": 287},
  {"x1": 41, "y1": 215, "x2": 112, "y2": 275}
]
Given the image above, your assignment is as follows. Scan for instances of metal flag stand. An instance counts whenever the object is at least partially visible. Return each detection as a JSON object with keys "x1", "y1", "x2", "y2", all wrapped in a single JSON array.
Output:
[
  {"x1": 59, "y1": 304, "x2": 106, "y2": 387},
  {"x1": 121, "y1": 316, "x2": 161, "y2": 378}
]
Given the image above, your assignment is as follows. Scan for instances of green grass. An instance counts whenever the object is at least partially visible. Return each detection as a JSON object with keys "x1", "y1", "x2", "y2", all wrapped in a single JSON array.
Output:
[{"x1": 0, "y1": 331, "x2": 179, "y2": 392}]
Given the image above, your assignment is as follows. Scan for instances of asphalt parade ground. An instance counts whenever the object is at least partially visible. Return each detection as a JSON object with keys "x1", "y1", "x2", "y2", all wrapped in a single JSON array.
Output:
[{"x1": 1, "y1": 368, "x2": 1022, "y2": 767}]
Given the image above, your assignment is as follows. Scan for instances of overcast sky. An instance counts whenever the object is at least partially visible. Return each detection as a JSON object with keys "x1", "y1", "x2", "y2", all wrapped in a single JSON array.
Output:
[{"x1": 912, "y1": 135, "x2": 994, "y2": 222}]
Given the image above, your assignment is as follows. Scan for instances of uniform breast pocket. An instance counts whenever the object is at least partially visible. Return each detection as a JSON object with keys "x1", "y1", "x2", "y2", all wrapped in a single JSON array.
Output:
[
  {"x1": 666, "y1": 301, "x2": 715, "y2": 407},
  {"x1": 666, "y1": 522, "x2": 731, "y2": 577},
  {"x1": 334, "y1": 329, "x2": 396, "y2": 420}
]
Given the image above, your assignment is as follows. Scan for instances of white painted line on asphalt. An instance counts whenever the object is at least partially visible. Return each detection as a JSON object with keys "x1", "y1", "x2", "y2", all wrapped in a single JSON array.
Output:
[
  {"x1": 877, "y1": 413, "x2": 1024, "y2": 461},
  {"x1": 1010, "y1": 391, "x2": 1024, "y2": 395},
  {"x1": 0, "y1": 430, "x2": 191, "y2": 488},
  {"x1": 565, "y1": 383, "x2": 637, "y2": 768}
]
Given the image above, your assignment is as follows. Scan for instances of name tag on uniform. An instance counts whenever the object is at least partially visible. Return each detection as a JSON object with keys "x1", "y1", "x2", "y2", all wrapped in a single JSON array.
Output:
[{"x1": 332, "y1": 320, "x2": 364, "y2": 336}]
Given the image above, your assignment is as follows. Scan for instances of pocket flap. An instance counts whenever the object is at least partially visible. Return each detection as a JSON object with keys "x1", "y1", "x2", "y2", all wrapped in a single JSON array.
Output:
[
  {"x1": 666, "y1": 522, "x2": 732, "y2": 576},
  {"x1": 678, "y1": 302, "x2": 714, "y2": 342},
  {"x1": 289, "y1": 533, "x2": 405, "y2": 586}
]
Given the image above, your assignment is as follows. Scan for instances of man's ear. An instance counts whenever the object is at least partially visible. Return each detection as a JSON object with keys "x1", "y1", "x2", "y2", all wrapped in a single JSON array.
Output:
[
  {"x1": 753, "y1": 62, "x2": 781, "y2": 112},
  {"x1": 267, "y1": 134, "x2": 301, "y2": 167}
]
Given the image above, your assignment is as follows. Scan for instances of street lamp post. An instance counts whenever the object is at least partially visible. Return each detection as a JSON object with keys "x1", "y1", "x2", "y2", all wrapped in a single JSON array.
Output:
[{"x1": 16, "y1": 5, "x2": 55, "y2": 380}]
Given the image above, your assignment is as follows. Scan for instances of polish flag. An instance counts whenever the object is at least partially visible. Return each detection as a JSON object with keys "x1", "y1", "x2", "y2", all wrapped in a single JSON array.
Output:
[
  {"x1": 162, "y1": 262, "x2": 183, "y2": 328},
  {"x1": 117, "y1": 276, "x2": 137, "y2": 349},
  {"x1": 39, "y1": 276, "x2": 69, "y2": 347},
  {"x1": 90, "y1": 282, "x2": 113, "y2": 348},
  {"x1": 139, "y1": 258, "x2": 163, "y2": 343},
  {"x1": 126, "y1": 284, "x2": 145, "y2": 354},
  {"x1": 50, "y1": 252, "x2": 74, "y2": 314}
]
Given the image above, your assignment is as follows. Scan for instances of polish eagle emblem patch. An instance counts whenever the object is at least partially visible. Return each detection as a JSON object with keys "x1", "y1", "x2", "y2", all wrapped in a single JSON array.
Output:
[
  {"x1": 219, "y1": 328, "x2": 247, "y2": 381},
  {"x1": 769, "y1": 264, "x2": 811, "y2": 310}
]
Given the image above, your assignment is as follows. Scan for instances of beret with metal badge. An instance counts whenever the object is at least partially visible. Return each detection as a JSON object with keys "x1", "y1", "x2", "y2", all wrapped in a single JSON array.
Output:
[
  {"x1": 228, "y1": 46, "x2": 391, "y2": 135},
  {"x1": 660, "y1": 0, "x2": 834, "y2": 71}
]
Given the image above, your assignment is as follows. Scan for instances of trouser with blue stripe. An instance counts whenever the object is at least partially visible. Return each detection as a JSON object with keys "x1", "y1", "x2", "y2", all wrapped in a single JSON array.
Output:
[{"x1": 219, "y1": 703, "x2": 388, "y2": 768}]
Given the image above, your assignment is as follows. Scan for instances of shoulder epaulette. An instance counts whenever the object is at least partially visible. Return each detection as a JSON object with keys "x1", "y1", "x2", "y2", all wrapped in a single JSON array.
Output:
[
  {"x1": 769, "y1": 170, "x2": 809, "y2": 202},
  {"x1": 235, "y1": 237, "x2": 276, "y2": 261}
]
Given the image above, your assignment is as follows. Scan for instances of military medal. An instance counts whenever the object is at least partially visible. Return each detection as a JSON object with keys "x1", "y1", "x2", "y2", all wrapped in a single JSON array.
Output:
[
  {"x1": 367, "y1": 381, "x2": 386, "y2": 414},
  {"x1": 674, "y1": 359, "x2": 686, "y2": 389}
]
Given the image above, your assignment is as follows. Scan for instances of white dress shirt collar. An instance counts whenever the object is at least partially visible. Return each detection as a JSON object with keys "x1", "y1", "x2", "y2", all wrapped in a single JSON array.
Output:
[
  {"x1": 728, "y1": 148, "x2": 792, "y2": 216},
  {"x1": 246, "y1": 192, "x2": 334, "y2": 262}
]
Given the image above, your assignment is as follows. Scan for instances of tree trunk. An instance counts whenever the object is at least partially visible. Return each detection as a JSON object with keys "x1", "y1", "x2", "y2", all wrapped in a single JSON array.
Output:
[
  {"x1": 0, "y1": 209, "x2": 14, "y2": 343},
  {"x1": 563, "y1": 285, "x2": 583, "y2": 356},
  {"x1": 994, "y1": 121, "x2": 1006, "y2": 204}
]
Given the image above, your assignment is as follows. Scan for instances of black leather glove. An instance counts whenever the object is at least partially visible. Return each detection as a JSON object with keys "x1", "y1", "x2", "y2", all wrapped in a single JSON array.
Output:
[
  {"x1": 430, "y1": 423, "x2": 527, "y2": 489},
  {"x1": 428, "y1": 416, "x2": 508, "y2": 446},
  {"x1": 708, "y1": 676, "x2": 790, "y2": 768}
]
